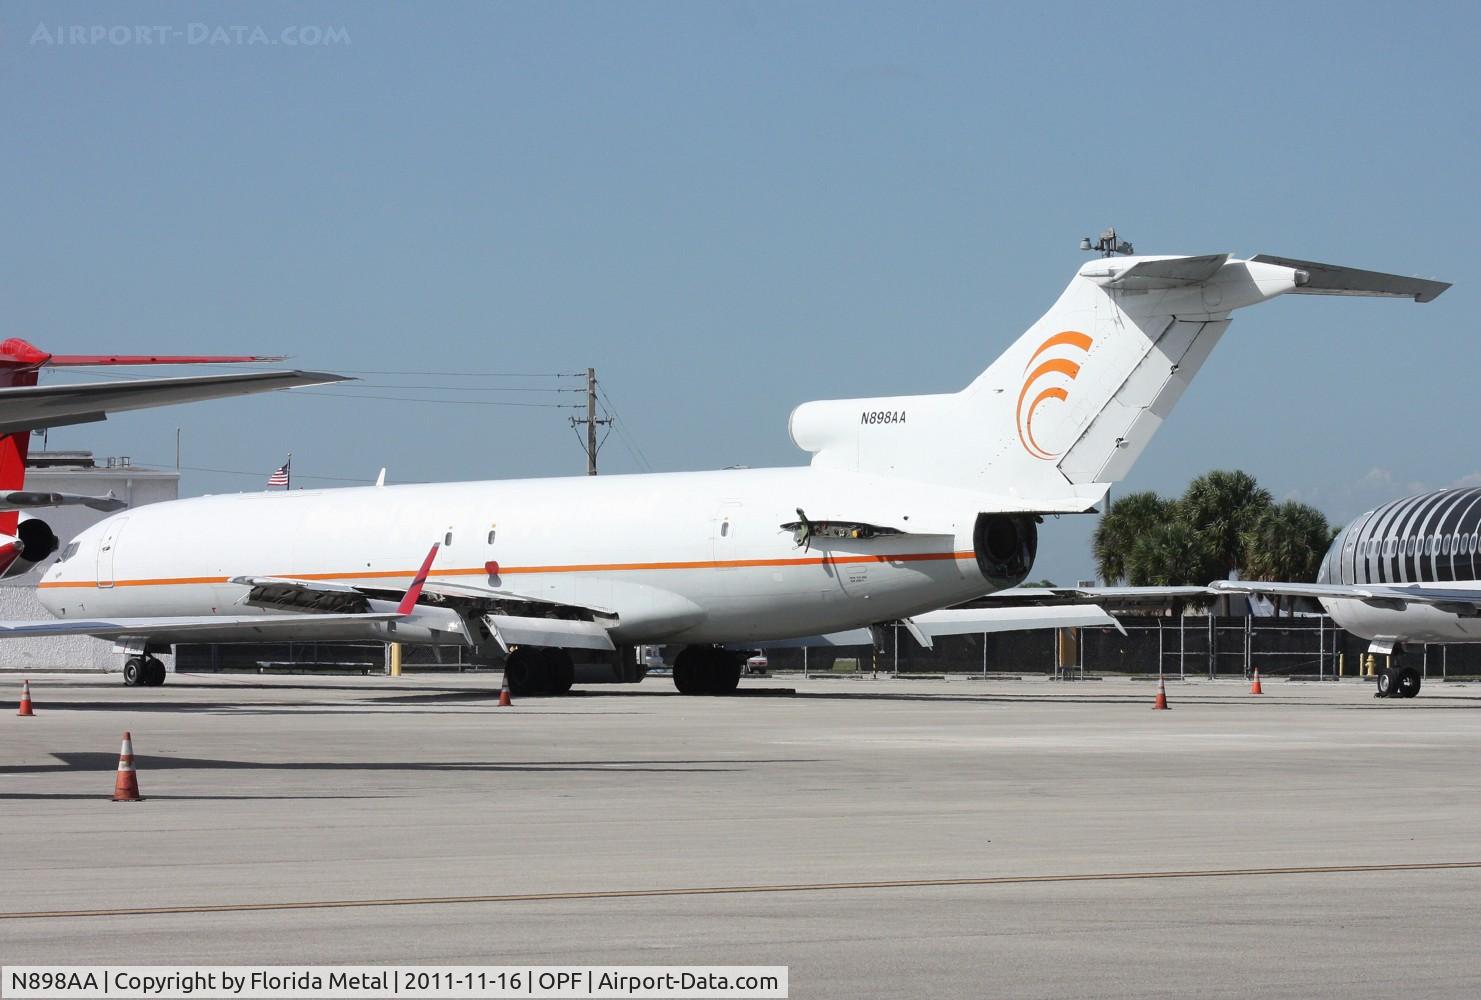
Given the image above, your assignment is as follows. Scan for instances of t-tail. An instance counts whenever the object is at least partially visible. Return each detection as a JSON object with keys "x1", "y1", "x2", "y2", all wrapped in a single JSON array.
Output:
[{"x1": 789, "y1": 252, "x2": 1448, "y2": 508}]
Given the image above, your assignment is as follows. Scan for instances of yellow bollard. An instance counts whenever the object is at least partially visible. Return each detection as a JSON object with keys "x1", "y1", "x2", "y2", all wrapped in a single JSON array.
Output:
[
  {"x1": 1338, "y1": 653, "x2": 1344, "y2": 678},
  {"x1": 389, "y1": 642, "x2": 403, "y2": 677}
]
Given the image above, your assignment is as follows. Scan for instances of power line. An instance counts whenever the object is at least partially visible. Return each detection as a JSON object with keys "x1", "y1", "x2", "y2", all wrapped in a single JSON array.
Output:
[
  {"x1": 322, "y1": 383, "x2": 585, "y2": 392},
  {"x1": 273, "y1": 391, "x2": 582, "y2": 408},
  {"x1": 599, "y1": 384, "x2": 653, "y2": 473},
  {"x1": 240, "y1": 365, "x2": 587, "y2": 378},
  {"x1": 56, "y1": 364, "x2": 586, "y2": 379}
]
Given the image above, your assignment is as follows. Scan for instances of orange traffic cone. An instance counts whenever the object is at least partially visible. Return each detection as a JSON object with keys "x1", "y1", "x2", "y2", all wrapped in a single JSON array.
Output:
[
  {"x1": 111, "y1": 731, "x2": 143, "y2": 802},
  {"x1": 1250, "y1": 667, "x2": 1263, "y2": 695},
  {"x1": 1152, "y1": 673, "x2": 1170, "y2": 710},
  {"x1": 17, "y1": 679, "x2": 34, "y2": 716},
  {"x1": 498, "y1": 672, "x2": 513, "y2": 708}
]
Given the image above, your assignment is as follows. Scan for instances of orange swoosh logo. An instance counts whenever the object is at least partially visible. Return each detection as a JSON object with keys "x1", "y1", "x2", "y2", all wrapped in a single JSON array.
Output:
[{"x1": 1016, "y1": 330, "x2": 1092, "y2": 460}]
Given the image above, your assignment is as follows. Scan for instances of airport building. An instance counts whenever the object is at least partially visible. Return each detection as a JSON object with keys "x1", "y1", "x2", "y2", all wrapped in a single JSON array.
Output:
[{"x1": 0, "y1": 450, "x2": 178, "y2": 671}]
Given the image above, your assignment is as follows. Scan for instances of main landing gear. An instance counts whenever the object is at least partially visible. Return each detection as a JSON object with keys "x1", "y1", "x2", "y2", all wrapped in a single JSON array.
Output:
[
  {"x1": 672, "y1": 645, "x2": 742, "y2": 695},
  {"x1": 503, "y1": 647, "x2": 575, "y2": 697},
  {"x1": 122, "y1": 655, "x2": 167, "y2": 687},
  {"x1": 1374, "y1": 654, "x2": 1421, "y2": 699}
]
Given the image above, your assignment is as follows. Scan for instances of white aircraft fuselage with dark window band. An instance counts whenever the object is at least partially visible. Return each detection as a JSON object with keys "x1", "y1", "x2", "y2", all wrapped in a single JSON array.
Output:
[
  {"x1": 1211, "y1": 488, "x2": 1481, "y2": 698},
  {"x1": 1316, "y1": 488, "x2": 1481, "y2": 644}
]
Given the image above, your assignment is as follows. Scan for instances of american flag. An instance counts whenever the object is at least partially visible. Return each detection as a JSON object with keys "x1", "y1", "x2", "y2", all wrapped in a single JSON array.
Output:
[{"x1": 267, "y1": 454, "x2": 291, "y2": 488}]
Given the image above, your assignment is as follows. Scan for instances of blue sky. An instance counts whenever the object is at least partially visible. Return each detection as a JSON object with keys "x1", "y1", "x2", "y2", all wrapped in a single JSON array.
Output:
[{"x1": 2, "y1": 1, "x2": 1477, "y2": 583}]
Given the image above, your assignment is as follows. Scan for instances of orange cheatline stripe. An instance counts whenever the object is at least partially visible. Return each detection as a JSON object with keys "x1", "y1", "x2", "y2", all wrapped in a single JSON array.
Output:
[{"x1": 36, "y1": 550, "x2": 977, "y2": 590}]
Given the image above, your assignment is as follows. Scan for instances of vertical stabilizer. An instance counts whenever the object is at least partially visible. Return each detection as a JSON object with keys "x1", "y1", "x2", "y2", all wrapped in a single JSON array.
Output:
[
  {"x1": 789, "y1": 253, "x2": 1445, "y2": 505},
  {"x1": 0, "y1": 340, "x2": 48, "y2": 536}
]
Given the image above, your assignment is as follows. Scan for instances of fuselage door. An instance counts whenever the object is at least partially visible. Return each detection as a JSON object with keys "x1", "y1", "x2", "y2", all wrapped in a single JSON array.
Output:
[{"x1": 95, "y1": 517, "x2": 128, "y2": 589}]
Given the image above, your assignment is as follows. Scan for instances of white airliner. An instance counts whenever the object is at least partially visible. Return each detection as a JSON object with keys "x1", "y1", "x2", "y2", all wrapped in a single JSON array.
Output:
[
  {"x1": 6, "y1": 251, "x2": 1448, "y2": 692},
  {"x1": 1214, "y1": 487, "x2": 1481, "y2": 698}
]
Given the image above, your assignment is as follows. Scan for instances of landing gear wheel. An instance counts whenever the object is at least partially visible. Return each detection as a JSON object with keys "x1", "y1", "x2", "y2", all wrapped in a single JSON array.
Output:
[
  {"x1": 543, "y1": 649, "x2": 575, "y2": 696},
  {"x1": 672, "y1": 646, "x2": 742, "y2": 695},
  {"x1": 142, "y1": 656, "x2": 167, "y2": 686},
  {"x1": 672, "y1": 650, "x2": 701, "y2": 695},
  {"x1": 1397, "y1": 666, "x2": 1422, "y2": 698},
  {"x1": 1375, "y1": 668, "x2": 1397, "y2": 698},
  {"x1": 504, "y1": 648, "x2": 540, "y2": 697},
  {"x1": 504, "y1": 648, "x2": 575, "y2": 696},
  {"x1": 709, "y1": 658, "x2": 741, "y2": 695},
  {"x1": 122, "y1": 657, "x2": 144, "y2": 687}
]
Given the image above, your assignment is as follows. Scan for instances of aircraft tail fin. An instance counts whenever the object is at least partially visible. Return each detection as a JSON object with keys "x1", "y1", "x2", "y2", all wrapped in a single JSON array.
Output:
[{"x1": 789, "y1": 252, "x2": 1446, "y2": 507}]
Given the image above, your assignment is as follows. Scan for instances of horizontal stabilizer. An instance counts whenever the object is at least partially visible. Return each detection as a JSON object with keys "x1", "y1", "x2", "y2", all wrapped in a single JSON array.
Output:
[
  {"x1": 902, "y1": 605, "x2": 1125, "y2": 649},
  {"x1": 1250, "y1": 255, "x2": 1450, "y2": 302},
  {"x1": 0, "y1": 369, "x2": 348, "y2": 435},
  {"x1": 0, "y1": 490, "x2": 126, "y2": 513},
  {"x1": 1103, "y1": 253, "x2": 1230, "y2": 289}
]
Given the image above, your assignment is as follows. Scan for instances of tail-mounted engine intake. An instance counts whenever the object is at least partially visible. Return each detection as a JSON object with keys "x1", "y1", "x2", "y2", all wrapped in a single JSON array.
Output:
[
  {"x1": 973, "y1": 513, "x2": 1037, "y2": 590},
  {"x1": 0, "y1": 517, "x2": 59, "y2": 579}
]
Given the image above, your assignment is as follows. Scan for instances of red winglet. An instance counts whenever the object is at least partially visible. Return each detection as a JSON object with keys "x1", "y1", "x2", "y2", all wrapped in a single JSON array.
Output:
[{"x1": 397, "y1": 543, "x2": 440, "y2": 616}]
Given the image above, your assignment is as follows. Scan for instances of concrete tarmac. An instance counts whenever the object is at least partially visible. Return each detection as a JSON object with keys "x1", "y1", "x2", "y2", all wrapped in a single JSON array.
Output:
[{"x1": 4, "y1": 672, "x2": 1481, "y2": 998}]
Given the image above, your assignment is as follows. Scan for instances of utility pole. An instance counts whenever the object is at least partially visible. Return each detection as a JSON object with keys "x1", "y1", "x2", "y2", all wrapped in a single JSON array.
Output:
[{"x1": 571, "y1": 367, "x2": 612, "y2": 475}]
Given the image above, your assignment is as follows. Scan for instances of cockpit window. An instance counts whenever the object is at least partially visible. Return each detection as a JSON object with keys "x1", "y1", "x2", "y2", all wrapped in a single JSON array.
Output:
[{"x1": 57, "y1": 541, "x2": 79, "y2": 563}]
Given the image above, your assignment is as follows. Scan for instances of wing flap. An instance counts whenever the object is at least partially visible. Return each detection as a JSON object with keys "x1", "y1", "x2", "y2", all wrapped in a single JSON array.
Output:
[{"x1": 483, "y1": 614, "x2": 616, "y2": 652}]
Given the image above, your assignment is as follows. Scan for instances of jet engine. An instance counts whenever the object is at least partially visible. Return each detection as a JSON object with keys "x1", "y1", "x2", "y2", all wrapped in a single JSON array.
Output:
[
  {"x1": 0, "y1": 515, "x2": 59, "y2": 579},
  {"x1": 973, "y1": 512, "x2": 1037, "y2": 590}
]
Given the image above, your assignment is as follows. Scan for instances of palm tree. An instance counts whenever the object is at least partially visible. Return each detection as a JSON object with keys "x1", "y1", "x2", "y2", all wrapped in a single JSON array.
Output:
[
  {"x1": 1180, "y1": 470, "x2": 1273, "y2": 578},
  {"x1": 1124, "y1": 520, "x2": 1220, "y2": 613},
  {"x1": 1092, "y1": 491, "x2": 1173, "y2": 584},
  {"x1": 1241, "y1": 501, "x2": 1334, "y2": 615}
]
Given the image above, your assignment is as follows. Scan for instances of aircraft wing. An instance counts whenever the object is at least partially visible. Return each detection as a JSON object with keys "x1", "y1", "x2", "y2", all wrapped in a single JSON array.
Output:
[
  {"x1": 0, "y1": 544, "x2": 441, "y2": 642},
  {"x1": 234, "y1": 573, "x2": 622, "y2": 651},
  {"x1": 733, "y1": 629, "x2": 877, "y2": 649},
  {"x1": 978, "y1": 585, "x2": 1213, "y2": 608},
  {"x1": 901, "y1": 605, "x2": 1125, "y2": 649},
  {"x1": 0, "y1": 610, "x2": 410, "y2": 640},
  {"x1": 0, "y1": 370, "x2": 348, "y2": 435},
  {"x1": 0, "y1": 490, "x2": 127, "y2": 513},
  {"x1": 1210, "y1": 579, "x2": 1481, "y2": 616}
]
